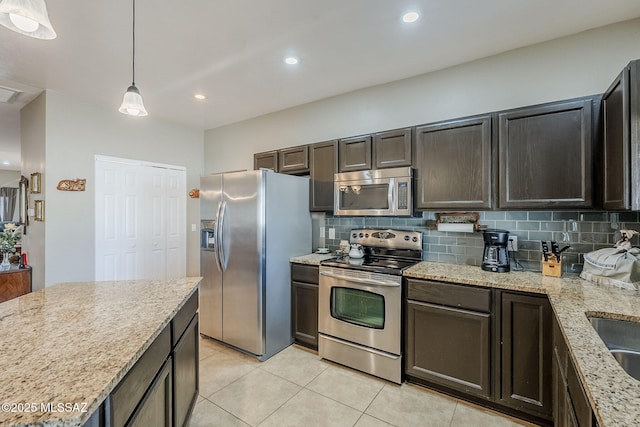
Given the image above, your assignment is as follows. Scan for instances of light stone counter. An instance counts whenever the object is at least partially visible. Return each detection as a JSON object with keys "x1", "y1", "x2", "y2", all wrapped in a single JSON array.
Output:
[
  {"x1": 404, "y1": 261, "x2": 640, "y2": 427},
  {"x1": 290, "y1": 253, "x2": 336, "y2": 265},
  {"x1": 0, "y1": 277, "x2": 201, "y2": 427}
]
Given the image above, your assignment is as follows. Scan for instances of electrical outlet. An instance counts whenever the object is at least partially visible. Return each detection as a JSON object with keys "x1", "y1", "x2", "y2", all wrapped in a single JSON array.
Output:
[
  {"x1": 508, "y1": 235, "x2": 518, "y2": 251},
  {"x1": 329, "y1": 228, "x2": 336, "y2": 239}
]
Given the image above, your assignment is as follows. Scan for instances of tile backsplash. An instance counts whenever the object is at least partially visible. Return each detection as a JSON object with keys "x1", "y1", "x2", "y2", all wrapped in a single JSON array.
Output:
[{"x1": 321, "y1": 211, "x2": 640, "y2": 273}]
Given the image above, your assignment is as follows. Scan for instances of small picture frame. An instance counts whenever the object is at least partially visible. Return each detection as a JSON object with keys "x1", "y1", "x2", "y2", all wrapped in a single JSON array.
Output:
[
  {"x1": 34, "y1": 200, "x2": 45, "y2": 221},
  {"x1": 30, "y1": 172, "x2": 41, "y2": 194}
]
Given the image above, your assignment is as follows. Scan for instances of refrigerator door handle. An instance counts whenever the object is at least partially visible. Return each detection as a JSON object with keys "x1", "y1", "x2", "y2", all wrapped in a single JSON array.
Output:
[
  {"x1": 213, "y1": 201, "x2": 223, "y2": 272},
  {"x1": 218, "y1": 201, "x2": 228, "y2": 271}
]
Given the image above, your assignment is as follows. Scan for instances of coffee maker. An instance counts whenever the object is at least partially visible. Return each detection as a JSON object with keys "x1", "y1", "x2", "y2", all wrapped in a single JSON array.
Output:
[{"x1": 481, "y1": 229, "x2": 510, "y2": 273}]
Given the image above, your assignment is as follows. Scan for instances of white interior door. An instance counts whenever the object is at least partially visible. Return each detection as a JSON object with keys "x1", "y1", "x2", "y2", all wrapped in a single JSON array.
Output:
[{"x1": 95, "y1": 156, "x2": 186, "y2": 281}]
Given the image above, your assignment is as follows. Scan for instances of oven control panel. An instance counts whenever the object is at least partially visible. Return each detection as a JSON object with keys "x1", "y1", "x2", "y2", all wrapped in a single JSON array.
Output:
[{"x1": 350, "y1": 228, "x2": 422, "y2": 251}]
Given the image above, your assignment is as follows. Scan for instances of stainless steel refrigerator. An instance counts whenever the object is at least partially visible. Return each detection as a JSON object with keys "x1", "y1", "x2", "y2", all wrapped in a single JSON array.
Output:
[{"x1": 199, "y1": 169, "x2": 312, "y2": 361}]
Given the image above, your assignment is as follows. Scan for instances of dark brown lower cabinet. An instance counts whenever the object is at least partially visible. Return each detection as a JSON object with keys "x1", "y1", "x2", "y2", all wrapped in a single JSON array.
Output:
[
  {"x1": 500, "y1": 292, "x2": 553, "y2": 420},
  {"x1": 128, "y1": 358, "x2": 173, "y2": 427},
  {"x1": 553, "y1": 315, "x2": 597, "y2": 427},
  {"x1": 405, "y1": 279, "x2": 554, "y2": 426},
  {"x1": 291, "y1": 264, "x2": 319, "y2": 349},
  {"x1": 406, "y1": 300, "x2": 491, "y2": 399},
  {"x1": 173, "y1": 315, "x2": 199, "y2": 427}
]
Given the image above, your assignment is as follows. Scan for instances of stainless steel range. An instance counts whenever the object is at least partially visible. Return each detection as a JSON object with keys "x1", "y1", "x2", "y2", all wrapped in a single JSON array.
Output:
[{"x1": 318, "y1": 228, "x2": 423, "y2": 383}]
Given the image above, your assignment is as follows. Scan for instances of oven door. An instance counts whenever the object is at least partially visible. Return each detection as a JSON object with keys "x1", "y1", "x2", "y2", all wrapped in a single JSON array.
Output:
[
  {"x1": 334, "y1": 178, "x2": 395, "y2": 216},
  {"x1": 318, "y1": 266, "x2": 401, "y2": 355}
]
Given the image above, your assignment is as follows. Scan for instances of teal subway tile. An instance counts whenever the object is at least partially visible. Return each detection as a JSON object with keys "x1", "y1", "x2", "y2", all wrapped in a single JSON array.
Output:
[
  {"x1": 438, "y1": 254, "x2": 458, "y2": 264},
  {"x1": 483, "y1": 212, "x2": 506, "y2": 220},
  {"x1": 429, "y1": 244, "x2": 446, "y2": 253},
  {"x1": 552, "y1": 212, "x2": 580, "y2": 221},
  {"x1": 447, "y1": 246, "x2": 466, "y2": 255},
  {"x1": 423, "y1": 252, "x2": 439, "y2": 262},
  {"x1": 439, "y1": 237, "x2": 457, "y2": 245},
  {"x1": 592, "y1": 222, "x2": 614, "y2": 233},
  {"x1": 505, "y1": 212, "x2": 528, "y2": 220},
  {"x1": 495, "y1": 221, "x2": 517, "y2": 230},
  {"x1": 618, "y1": 212, "x2": 639, "y2": 222},
  {"x1": 528, "y1": 212, "x2": 552, "y2": 221},
  {"x1": 516, "y1": 222, "x2": 540, "y2": 231},
  {"x1": 541, "y1": 222, "x2": 564, "y2": 231},
  {"x1": 580, "y1": 212, "x2": 608, "y2": 222},
  {"x1": 529, "y1": 231, "x2": 553, "y2": 241}
]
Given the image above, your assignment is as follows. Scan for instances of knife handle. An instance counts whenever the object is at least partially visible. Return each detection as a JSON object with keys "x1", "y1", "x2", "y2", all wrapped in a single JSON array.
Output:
[{"x1": 541, "y1": 240, "x2": 549, "y2": 262}]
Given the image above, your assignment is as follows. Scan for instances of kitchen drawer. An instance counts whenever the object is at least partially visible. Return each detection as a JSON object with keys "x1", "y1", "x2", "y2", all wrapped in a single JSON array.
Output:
[
  {"x1": 109, "y1": 324, "x2": 171, "y2": 427},
  {"x1": 172, "y1": 290, "x2": 199, "y2": 346},
  {"x1": 291, "y1": 263, "x2": 319, "y2": 285},
  {"x1": 406, "y1": 278, "x2": 491, "y2": 313}
]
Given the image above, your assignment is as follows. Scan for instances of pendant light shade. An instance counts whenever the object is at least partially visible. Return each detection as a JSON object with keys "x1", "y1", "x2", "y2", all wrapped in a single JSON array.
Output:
[
  {"x1": 119, "y1": 85, "x2": 148, "y2": 117},
  {"x1": 119, "y1": 0, "x2": 148, "y2": 117},
  {"x1": 0, "y1": 0, "x2": 57, "y2": 40}
]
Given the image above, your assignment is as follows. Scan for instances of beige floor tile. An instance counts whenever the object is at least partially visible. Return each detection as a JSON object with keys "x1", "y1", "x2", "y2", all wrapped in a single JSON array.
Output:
[
  {"x1": 365, "y1": 383, "x2": 457, "y2": 427},
  {"x1": 199, "y1": 349, "x2": 259, "y2": 398},
  {"x1": 189, "y1": 398, "x2": 250, "y2": 427},
  {"x1": 199, "y1": 342, "x2": 219, "y2": 360},
  {"x1": 259, "y1": 345, "x2": 329, "y2": 386},
  {"x1": 306, "y1": 364, "x2": 385, "y2": 411},
  {"x1": 354, "y1": 414, "x2": 395, "y2": 427},
  {"x1": 258, "y1": 389, "x2": 362, "y2": 427},
  {"x1": 209, "y1": 369, "x2": 301, "y2": 426},
  {"x1": 451, "y1": 402, "x2": 535, "y2": 427}
]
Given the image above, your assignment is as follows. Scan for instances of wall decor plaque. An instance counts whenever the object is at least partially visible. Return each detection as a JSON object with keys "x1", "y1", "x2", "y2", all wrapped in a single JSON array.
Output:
[{"x1": 57, "y1": 178, "x2": 86, "y2": 191}]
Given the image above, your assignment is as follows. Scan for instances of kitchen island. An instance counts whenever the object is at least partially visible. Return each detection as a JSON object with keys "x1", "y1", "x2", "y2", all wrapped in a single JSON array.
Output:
[{"x1": 0, "y1": 277, "x2": 201, "y2": 427}]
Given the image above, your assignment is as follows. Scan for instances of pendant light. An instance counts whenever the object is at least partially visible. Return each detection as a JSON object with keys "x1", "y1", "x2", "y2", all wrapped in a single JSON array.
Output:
[
  {"x1": 119, "y1": 0, "x2": 148, "y2": 117},
  {"x1": 0, "y1": 0, "x2": 57, "y2": 39}
]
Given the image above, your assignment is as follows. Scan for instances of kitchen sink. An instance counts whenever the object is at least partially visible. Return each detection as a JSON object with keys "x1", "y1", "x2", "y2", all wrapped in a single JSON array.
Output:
[{"x1": 589, "y1": 317, "x2": 640, "y2": 381}]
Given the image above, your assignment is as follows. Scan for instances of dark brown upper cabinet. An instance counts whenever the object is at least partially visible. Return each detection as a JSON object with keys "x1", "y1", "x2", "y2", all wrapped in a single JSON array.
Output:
[
  {"x1": 414, "y1": 115, "x2": 492, "y2": 210},
  {"x1": 602, "y1": 59, "x2": 640, "y2": 210},
  {"x1": 338, "y1": 135, "x2": 372, "y2": 172},
  {"x1": 373, "y1": 128, "x2": 412, "y2": 169},
  {"x1": 498, "y1": 97, "x2": 596, "y2": 209},
  {"x1": 309, "y1": 140, "x2": 337, "y2": 212},
  {"x1": 279, "y1": 145, "x2": 309, "y2": 175},
  {"x1": 253, "y1": 150, "x2": 279, "y2": 172}
]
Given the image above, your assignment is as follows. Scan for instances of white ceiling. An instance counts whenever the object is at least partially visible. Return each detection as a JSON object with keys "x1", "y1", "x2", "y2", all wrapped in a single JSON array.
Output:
[{"x1": 2, "y1": 0, "x2": 640, "y2": 169}]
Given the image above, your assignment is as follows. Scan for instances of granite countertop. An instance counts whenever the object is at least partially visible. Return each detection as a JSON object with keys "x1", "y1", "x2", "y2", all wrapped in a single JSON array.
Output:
[
  {"x1": 0, "y1": 277, "x2": 202, "y2": 427},
  {"x1": 405, "y1": 261, "x2": 640, "y2": 427},
  {"x1": 290, "y1": 253, "x2": 336, "y2": 265}
]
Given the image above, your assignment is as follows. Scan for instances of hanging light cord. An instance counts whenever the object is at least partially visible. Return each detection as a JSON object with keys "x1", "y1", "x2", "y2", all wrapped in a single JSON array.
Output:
[{"x1": 131, "y1": 0, "x2": 136, "y2": 86}]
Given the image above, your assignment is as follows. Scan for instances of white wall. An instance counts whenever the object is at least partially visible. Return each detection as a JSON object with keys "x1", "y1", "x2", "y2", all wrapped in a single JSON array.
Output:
[
  {"x1": 204, "y1": 18, "x2": 640, "y2": 173},
  {"x1": 0, "y1": 170, "x2": 21, "y2": 188},
  {"x1": 20, "y1": 92, "x2": 46, "y2": 290},
  {"x1": 38, "y1": 91, "x2": 203, "y2": 287}
]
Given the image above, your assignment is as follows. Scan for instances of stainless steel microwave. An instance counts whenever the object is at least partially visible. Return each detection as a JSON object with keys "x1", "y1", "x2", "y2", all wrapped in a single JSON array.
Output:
[{"x1": 334, "y1": 167, "x2": 412, "y2": 216}]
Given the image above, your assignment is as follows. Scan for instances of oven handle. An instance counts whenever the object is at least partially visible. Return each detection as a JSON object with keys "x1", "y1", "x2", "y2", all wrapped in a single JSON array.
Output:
[
  {"x1": 320, "y1": 271, "x2": 400, "y2": 287},
  {"x1": 320, "y1": 334, "x2": 400, "y2": 360}
]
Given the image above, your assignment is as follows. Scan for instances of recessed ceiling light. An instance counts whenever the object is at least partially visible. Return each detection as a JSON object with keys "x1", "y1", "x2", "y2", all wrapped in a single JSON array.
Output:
[
  {"x1": 194, "y1": 94, "x2": 206, "y2": 100},
  {"x1": 2, "y1": 161, "x2": 10, "y2": 166},
  {"x1": 284, "y1": 56, "x2": 299, "y2": 65},
  {"x1": 402, "y1": 12, "x2": 420, "y2": 23}
]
